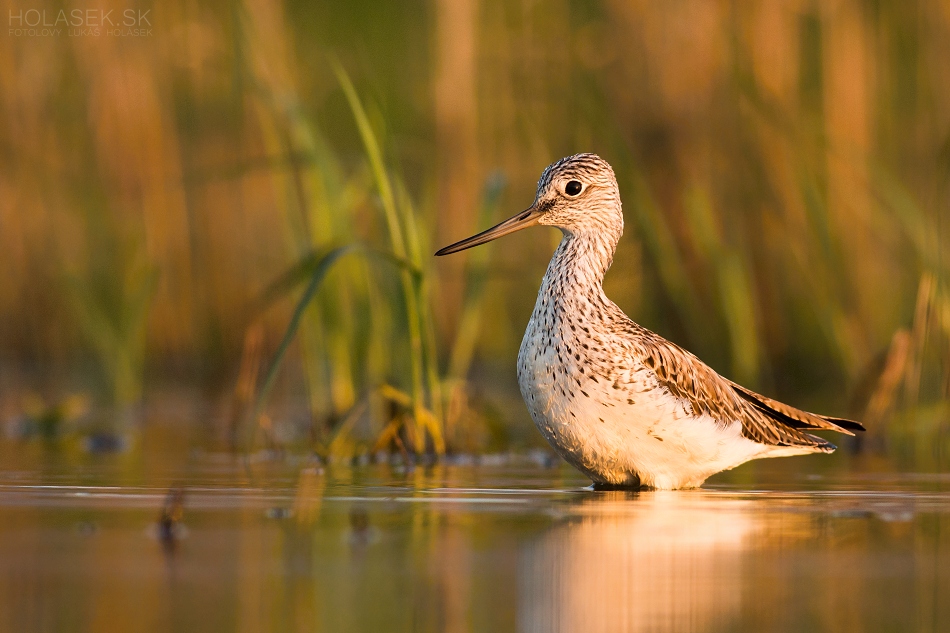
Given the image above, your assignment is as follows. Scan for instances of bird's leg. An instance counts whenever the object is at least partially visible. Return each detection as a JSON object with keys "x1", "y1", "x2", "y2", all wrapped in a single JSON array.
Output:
[{"x1": 590, "y1": 474, "x2": 643, "y2": 491}]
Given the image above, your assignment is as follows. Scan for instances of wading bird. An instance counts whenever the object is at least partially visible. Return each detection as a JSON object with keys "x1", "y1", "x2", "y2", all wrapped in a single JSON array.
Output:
[{"x1": 436, "y1": 154, "x2": 864, "y2": 490}]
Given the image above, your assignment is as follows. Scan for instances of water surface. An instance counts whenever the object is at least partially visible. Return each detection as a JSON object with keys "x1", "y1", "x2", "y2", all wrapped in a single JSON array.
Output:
[{"x1": 0, "y1": 452, "x2": 947, "y2": 632}]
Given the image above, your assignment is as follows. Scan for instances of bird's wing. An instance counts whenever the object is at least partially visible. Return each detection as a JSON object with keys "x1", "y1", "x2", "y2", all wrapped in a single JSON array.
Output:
[
  {"x1": 634, "y1": 333, "x2": 861, "y2": 451},
  {"x1": 729, "y1": 382, "x2": 866, "y2": 435}
]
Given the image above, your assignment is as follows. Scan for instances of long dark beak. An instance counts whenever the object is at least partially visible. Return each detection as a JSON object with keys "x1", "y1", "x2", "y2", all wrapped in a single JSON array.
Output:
[{"x1": 435, "y1": 206, "x2": 542, "y2": 256}]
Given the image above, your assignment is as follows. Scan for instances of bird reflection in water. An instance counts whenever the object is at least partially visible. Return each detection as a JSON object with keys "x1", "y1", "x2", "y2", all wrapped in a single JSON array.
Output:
[{"x1": 519, "y1": 491, "x2": 813, "y2": 632}]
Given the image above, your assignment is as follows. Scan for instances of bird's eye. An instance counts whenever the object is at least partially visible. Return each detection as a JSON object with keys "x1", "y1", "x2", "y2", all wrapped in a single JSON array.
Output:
[{"x1": 565, "y1": 180, "x2": 583, "y2": 196}]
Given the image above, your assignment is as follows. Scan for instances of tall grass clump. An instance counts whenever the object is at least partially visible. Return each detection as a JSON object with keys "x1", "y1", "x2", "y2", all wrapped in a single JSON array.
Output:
[{"x1": 241, "y1": 49, "x2": 446, "y2": 457}]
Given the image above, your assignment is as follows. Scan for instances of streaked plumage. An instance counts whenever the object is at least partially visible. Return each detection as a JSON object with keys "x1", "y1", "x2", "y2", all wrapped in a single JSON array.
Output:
[{"x1": 437, "y1": 153, "x2": 864, "y2": 489}]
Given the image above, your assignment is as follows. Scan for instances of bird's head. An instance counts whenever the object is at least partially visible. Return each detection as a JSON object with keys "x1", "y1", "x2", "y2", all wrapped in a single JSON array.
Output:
[{"x1": 436, "y1": 153, "x2": 623, "y2": 256}]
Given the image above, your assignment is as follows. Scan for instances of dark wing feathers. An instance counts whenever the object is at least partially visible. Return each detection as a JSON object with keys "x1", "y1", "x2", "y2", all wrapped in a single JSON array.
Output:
[
  {"x1": 815, "y1": 415, "x2": 867, "y2": 434},
  {"x1": 731, "y1": 383, "x2": 864, "y2": 435},
  {"x1": 636, "y1": 333, "x2": 863, "y2": 451},
  {"x1": 739, "y1": 406, "x2": 836, "y2": 452},
  {"x1": 729, "y1": 382, "x2": 865, "y2": 435}
]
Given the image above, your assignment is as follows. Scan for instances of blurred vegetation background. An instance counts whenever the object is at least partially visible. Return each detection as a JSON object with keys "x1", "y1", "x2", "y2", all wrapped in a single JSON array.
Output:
[{"x1": 1, "y1": 0, "x2": 948, "y2": 462}]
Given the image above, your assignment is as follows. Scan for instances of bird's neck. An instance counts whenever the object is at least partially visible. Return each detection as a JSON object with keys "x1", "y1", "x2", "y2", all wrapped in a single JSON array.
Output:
[{"x1": 541, "y1": 229, "x2": 618, "y2": 307}]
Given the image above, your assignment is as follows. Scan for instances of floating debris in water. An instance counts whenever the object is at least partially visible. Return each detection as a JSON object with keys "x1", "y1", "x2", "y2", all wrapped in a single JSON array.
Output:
[
  {"x1": 148, "y1": 488, "x2": 187, "y2": 549},
  {"x1": 264, "y1": 507, "x2": 294, "y2": 520}
]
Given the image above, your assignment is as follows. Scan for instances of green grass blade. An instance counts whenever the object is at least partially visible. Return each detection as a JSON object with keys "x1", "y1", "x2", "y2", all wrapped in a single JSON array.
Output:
[
  {"x1": 250, "y1": 244, "x2": 358, "y2": 446},
  {"x1": 331, "y1": 58, "x2": 406, "y2": 258},
  {"x1": 333, "y1": 60, "x2": 438, "y2": 452}
]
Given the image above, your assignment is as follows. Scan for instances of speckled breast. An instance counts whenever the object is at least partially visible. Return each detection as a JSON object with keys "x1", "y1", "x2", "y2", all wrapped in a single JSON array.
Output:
[{"x1": 516, "y1": 307, "x2": 611, "y2": 478}]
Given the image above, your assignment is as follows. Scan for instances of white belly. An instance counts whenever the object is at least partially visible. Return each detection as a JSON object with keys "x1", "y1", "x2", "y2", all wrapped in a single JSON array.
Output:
[{"x1": 517, "y1": 323, "x2": 772, "y2": 489}]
